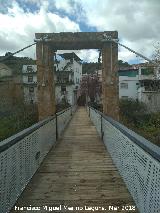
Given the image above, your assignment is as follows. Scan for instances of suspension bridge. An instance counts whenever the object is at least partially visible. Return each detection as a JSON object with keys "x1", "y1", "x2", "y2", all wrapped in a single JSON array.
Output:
[{"x1": 0, "y1": 31, "x2": 160, "y2": 213}]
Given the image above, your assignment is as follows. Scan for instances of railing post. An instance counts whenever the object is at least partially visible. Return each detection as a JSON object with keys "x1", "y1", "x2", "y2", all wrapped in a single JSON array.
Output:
[
  {"x1": 101, "y1": 114, "x2": 104, "y2": 140},
  {"x1": 56, "y1": 113, "x2": 58, "y2": 140},
  {"x1": 89, "y1": 107, "x2": 90, "y2": 117}
]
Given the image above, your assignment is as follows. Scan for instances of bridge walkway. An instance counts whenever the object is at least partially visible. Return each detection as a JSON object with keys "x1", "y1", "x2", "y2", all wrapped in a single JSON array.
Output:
[{"x1": 11, "y1": 107, "x2": 137, "y2": 212}]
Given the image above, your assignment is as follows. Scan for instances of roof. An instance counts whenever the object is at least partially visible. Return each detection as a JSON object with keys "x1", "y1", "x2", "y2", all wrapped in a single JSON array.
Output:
[{"x1": 58, "y1": 52, "x2": 82, "y2": 62}]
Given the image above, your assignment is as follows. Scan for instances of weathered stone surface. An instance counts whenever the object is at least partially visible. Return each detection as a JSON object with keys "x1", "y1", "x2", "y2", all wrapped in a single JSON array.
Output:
[
  {"x1": 36, "y1": 42, "x2": 56, "y2": 120},
  {"x1": 102, "y1": 35, "x2": 119, "y2": 121},
  {"x1": 36, "y1": 31, "x2": 119, "y2": 120},
  {"x1": 35, "y1": 31, "x2": 118, "y2": 50}
]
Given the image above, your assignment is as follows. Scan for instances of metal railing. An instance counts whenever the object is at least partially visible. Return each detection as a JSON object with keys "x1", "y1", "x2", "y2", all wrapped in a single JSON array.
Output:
[
  {"x1": 88, "y1": 106, "x2": 160, "y2": 213},
  {"x1": 0, "y1": 106, "x2": 76, "y2": 213}
]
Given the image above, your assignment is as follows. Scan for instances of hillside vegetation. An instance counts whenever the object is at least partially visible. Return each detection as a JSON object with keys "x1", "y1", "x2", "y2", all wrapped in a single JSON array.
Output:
[
  {"x1": 82, "y1": 60, "x2": 131, "y2": 74},
  {"x1": 119, "y1": 99, "x2": 160, "y2": 147},
  {"x1": 0, "y1": 53, "x2": 36, "y2": 75}
]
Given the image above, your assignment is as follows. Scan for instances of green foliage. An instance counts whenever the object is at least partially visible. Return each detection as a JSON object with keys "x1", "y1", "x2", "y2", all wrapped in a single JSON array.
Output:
[
  {"x1": 82, "y1": 62, "x2": 101, "y2": 74},
  {"x1": 118, "y1": 60, "x2": 131, "y2": 67},
  {"x1": 119, "y1": 99, "x2": 147, "y2": 127},
  {"x1": 141, "y1": 67, "x2": 154, "y2": 75},
  {"x1": 119, "y1": 98, "x2": 160, "y2": 146},
  {"x1": 0, "y1": 103, "x2": 38, "y2": 141},
  {"x1": 82, "y1": 60, "x2": 131, "y2": 74}
]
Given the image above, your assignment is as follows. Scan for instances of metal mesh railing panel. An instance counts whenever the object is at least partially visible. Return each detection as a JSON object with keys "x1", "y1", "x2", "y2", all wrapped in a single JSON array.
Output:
[
  {"x1": 0, "y1": 118, "x2": 56, "y2": 213},
  {"x1": 90, "y1": 108, "x2": 101, "y2": 136},
  {"x1": 57, "y1": 109, "x2": 72, "y2": 137},
  {"x1": 102, "y1": 118, "x2": 160, "y2": 213},
  {"x1": 89, "y1": 107, "x2": 160, "y2": 213}
]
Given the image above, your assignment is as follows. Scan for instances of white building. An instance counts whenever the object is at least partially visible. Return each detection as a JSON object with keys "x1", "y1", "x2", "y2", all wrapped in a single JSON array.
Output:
[
  {"x1": 22, "y1": 53, "x2": 82, "y2": 106},
  {"x1": 54, "y1": 53, "x2": 82, "y2": 105},
  {"x1": 137, "y1": 67, "x2": 160, "y2": 112},
  {"x1": 119, "y1": 66, "x2": 160, "y2": 112},
  {"x1": 118, "y1": 68, "x2": 139, "y2": 100},
  {"x1": 22, "y1": 65, "x2": 38, "y2": 104}
]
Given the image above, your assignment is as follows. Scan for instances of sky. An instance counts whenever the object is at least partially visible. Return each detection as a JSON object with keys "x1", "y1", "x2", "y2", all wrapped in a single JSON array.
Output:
[{"x1": 0, "y1": 0, "x2": 159, "y2": 64}]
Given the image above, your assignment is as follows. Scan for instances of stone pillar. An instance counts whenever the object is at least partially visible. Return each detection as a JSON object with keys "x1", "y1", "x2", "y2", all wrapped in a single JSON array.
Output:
[
  {"x1": 36, "y1": 42, "x2": 56, "y2": 120},
  {"x1": 102, "y1": 35, "x2": 119, "y2": 120}
]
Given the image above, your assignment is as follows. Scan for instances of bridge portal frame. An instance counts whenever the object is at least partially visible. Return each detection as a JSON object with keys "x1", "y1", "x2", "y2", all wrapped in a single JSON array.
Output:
[{"x1": 35, "y1": 31, "x2": 119, "y2": 120}]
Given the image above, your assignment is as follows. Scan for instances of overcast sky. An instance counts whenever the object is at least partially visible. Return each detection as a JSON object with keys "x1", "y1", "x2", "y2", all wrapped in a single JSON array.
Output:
[{"x1": 0, "y1": 0, "x2": 159, "y2": 63}]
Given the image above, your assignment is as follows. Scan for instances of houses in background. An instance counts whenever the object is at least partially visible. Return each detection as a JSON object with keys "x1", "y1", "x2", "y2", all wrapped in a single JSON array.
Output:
[
  {"x1": 119, "y1": 68, "x2": 139, "y2": 100},
  {"x1": 80, "y1": 65, "x2": 160, "y2": 113},
  {"x1": 22, "y1": 52, "x2": 82, "y2": 106},
  {"x1": 54, "y1": 53, "x2": 82, "y2": 106},
  {"x1": 21, "y1": 57, "x2": 160, "y2": 113},
  {"x1": 119, "y1": 66, "x2": 160, "y2": 112}
]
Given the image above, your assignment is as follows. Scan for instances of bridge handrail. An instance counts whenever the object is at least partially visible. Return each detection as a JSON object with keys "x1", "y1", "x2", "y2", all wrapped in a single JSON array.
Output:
[
  {"x1": 89, "y1": 106, "x2": 160, "y2": 162},
  {"x1": 0, "y1": 105, "x2": 76, "y2": 213},
  {"x1": 0, "y1": 106, "x2": 72, "y2": 154},
  {"x1": 88, "y1": 106, "x2": 160, "y2": 213},
  {"x1": 0, "y1": 116, "x2": 55, "y2": 153}
]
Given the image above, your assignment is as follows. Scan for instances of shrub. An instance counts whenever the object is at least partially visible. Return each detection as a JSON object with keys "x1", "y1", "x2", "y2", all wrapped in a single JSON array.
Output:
[
  {"x1": 119, "y1": 98, "x2": 160, "y2": 146},
  {"x1": 119, "y1": 98, "x2": 148, "y2": 127}
]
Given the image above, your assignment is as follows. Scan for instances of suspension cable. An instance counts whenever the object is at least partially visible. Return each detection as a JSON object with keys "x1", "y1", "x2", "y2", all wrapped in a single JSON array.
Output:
[
  {"x1": 0, "y1": 42, "x2": 36, "y2": 62},
  {"x1": 0, "y1": 34, "x2": 48, "y2": 63},
  {"x1": 1, "y1": 33, "x2": 159, "y2": 70},
  {"x1": 103, "y1": 34, "x2": 160, "y2": 67}
]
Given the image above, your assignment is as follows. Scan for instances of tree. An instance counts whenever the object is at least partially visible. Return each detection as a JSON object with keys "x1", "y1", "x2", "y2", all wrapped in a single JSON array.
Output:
[
  {"x1": 82, "y1": 60, "x2": 131, "y2": 75},
  {"x1": 118, "y1": 60, "x2": 131, "y2": 68},
  {"x1": 78, "y1": 73, "x2": 102, "y2": 106},
  {"x1": 82, "y1": 62, "x2": 101, "y2": 74}
]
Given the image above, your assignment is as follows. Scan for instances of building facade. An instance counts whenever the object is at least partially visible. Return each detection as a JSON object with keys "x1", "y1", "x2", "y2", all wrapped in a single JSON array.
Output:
[
  {"x1": 118, "y1": 68, "x2": 139, "y2": 100},
  {"x1": 22, "y1": 53, "x2": 82, "y2": 106},
  {"x1": 22, "y1": 65, "x2": 38, "y2": 104},
  {"x1": 118, "y1": 66, "x2": 160, "y2": 112},
  {"x1": 82, "y1": 66, "x2": 160, "y2": 112}
]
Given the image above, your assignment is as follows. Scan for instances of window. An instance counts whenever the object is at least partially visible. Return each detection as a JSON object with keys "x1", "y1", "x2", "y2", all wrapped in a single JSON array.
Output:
[
  {"x1": 27, "y1": 65, "x2": 33, "y2": 72},
  {"x1": 28, "y1": 75, "x2": 33, "y2": 82},
  {"x1": 120, "y1": 82, "x2": 128, "y2": 89},
  {"x1": 61, "y1": 86, "x2": 66, "y2": 95},
  {"x1": 29, "y1": 87, "x2": 34, "y2": 93},
  {"x1": 61, "y1": 86, "x2": 66, "y2": 92}
]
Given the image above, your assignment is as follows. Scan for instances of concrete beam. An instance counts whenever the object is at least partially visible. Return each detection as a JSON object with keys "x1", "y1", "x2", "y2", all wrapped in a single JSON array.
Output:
[{"x1": 35, "y1": 31, "x2": 118, "y2": 50}]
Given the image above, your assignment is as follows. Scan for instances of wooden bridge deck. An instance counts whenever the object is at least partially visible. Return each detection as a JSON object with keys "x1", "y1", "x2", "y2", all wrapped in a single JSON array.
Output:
[{"x1": 11, "y1": 107, "x2": 137, "y2": 212}]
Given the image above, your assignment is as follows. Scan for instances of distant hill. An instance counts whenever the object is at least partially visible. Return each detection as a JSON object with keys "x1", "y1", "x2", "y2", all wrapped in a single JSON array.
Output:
[
  {"x1": 82, "y1": 60, "x2": 131, "y2": 74},
  {"x1": 82, "y1": 62, "x2": 101, "y2": 74}
]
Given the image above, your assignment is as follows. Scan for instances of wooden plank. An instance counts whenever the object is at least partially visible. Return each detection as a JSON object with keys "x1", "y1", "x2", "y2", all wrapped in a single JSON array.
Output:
[{"x1": 11, "y1": 107, "x2": 138, "y2": 213}]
